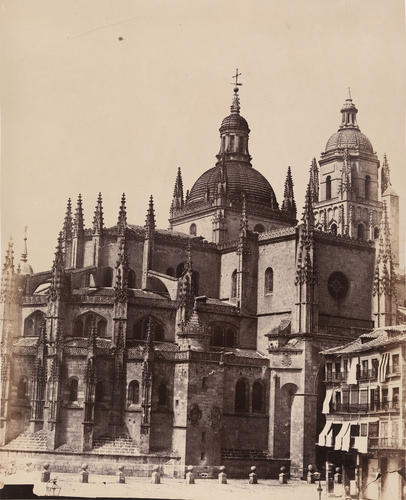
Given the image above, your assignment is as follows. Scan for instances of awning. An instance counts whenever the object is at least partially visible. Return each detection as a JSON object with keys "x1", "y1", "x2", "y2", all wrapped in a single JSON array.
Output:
[
  {"x1": 325, "y1": 428, "x2": 334, "y2": 447},
  {"x1": 378, "y1": 353, "x2": 389, "y2": 382},
  {"x1": 318, "y1": 420, "x2": 333, "y2": 447},
  {"x1": 347, "y1": 358, "x2": 358, "y2": 384},
  {"x1": 322, "y1": 388, "x2": 334, "y2": 414},
  {"x1": 353, "y1": 436, "x2": 368, "y2": 454},
  {"x1": 335, "y1": 422, "x2": 351, "y2": 451},
  {"x1": 342, "y1": 423, "x2": 351, "y2": 451}
]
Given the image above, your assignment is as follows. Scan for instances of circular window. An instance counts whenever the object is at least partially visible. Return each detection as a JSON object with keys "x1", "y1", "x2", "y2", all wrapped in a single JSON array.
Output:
[{"x1": 327, "y1": 272, "x2": 349, "y2": 299}]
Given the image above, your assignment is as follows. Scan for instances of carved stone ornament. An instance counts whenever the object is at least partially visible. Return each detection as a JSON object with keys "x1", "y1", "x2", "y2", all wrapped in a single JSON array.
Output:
[
  {"x1": 327, "y1": 271, "x2": 349, "y2": 300},
  {"x1": 281, "y1": 353, "x2": 292, "y2": 367}
]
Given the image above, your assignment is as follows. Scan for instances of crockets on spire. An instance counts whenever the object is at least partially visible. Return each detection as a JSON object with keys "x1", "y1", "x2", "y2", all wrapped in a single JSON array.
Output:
[
  {"x1": 0, "y1": 238, "x2": 16, "y2": 303},
  {"x1": 309, "y1": 159, "x2": 319, "y2": 203},
  {"x1": 117, "y1": 193, "x2": 127, "y2": 236},
  {"x1": 302, "y1": 182, "x2": 315, "y2": 237},
  {"x1": 92, "y1": 192, "x2": 104, "y2": 235},
  {"x1": 73, "y1": 194, "x2": 84, "y2": 238},
  {"x1": 171, "y1": 168, "x2": 184, "y2": 213},
  {"x1": 145, "y1": 195, "x2": 156, "y2": 239},
  {"x1": 63, "y1": 198, "x2": 73, "y2": 241},
  {"x1": 49, "y1": 232, "x2": 65, "y2": 302},
  {"x1": 281, "y1": 166, "x2": 297, "y2": 219},
  {"x1": 381, "y1": 153, "x2": 391, "y2": 195}
]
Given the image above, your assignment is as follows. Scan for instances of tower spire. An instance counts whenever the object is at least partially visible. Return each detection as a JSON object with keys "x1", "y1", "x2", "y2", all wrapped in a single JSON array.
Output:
[
  {"x1": 92, "y1": 192, "x2": 104, "y2": 235},
  {"x1": 281, "y1": 166, "x2": 297, "y2": 219},
  {"x1": 117, "y1": 193, "x2": 127, "y2": 236},
  {"x1": 73, "y1": 194, "x2": 84, "y2": 238}
]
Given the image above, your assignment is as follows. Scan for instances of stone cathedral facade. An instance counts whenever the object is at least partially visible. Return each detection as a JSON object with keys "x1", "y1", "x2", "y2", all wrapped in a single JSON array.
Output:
[{"x1": 0, "y1": 86, "x2": 401, "y2": 478}]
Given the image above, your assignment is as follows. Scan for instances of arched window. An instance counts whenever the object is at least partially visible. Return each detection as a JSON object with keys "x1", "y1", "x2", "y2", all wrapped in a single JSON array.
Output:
[
  {"x1": 252, "y1": 380, "x2": 264, "y2": 412},
  {"x1": 265, "y1": 267, "x2": 274, "y2": 295},
  {"x1": 357, "y1": 223, "x2": 365, "y2": 240},
  {"x1": 158, "y1": 383, "x2": 168, "y2": 406},
  {"x1": 128, "y1": 380, "x2": 140, "y2": 405},
  {"x1": 176, "y1": 263, "x2": 185, "y2": 278},
  {"x1": 210, "y1": 323, "x2": 237, "y2": 347},
  {"x1": 189, "y1": 224, "x2": 197, "y2": 236},
  {"x1": 235, "y1": 378, "x2": 249, "y2": 412},
  {"x1": 95, "y1": 381, "x2": 104, "y2": 402},
  {"x1": 103, "y1": 267, "x2": 113, "y2": 287},
  {"x1": 254, "y1": 224, "x2": 265, "y2": 234},
  {"x1": 330, "y1": 223, "x2": 337, "y2": 236},
  {"x1": 365, "y1": 175, "x2": 371, "y2": 200},
  {"x1": 24, "y1": 311, "x2": 45, "y2": 337},
  {"x1": 326, "y1": 176, "x2": 332, "y2": 200},
  {"x1": 127, "y1": 269, "x2": 136, "y2": 288},
  {"x1": 17, "y1": 377, "x2": 28, "y2": 400},
  {"x1": 73, "y1": 312, "x2": 108, "y2": 338},
  {"x1": 231, "y1": 269, "x2": 237, "y2": 299},
  {"x1": 68, "y1": 378, "x2": 78, "y2": 402},
  {"x1": 132, "y1": 316, "x2": 164, "y2": 341},
  {"x1": 166, "y1": 267, "x2": 175, "y2": 277},
  {"x1": 374, "y1": 227, "x2": 379, "y2": 240}
]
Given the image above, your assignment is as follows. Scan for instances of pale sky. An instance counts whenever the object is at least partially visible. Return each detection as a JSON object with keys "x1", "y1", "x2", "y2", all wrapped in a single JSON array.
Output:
[{"x1": 1, "y1": 0, "x2": 406, "y2": 272}]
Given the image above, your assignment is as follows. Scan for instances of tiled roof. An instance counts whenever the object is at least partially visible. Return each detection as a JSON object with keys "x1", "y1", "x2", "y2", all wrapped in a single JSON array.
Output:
[{"x1": 321, "y1": 325, "x2": 406, "y2": 356}]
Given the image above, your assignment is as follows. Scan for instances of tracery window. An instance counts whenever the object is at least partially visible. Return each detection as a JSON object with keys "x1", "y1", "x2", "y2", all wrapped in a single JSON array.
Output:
[
  {"x1": 132, "y1": 316, "x2": 164, "y2": 341},
  {"x1": 24, "y1": 311, "x2": 45, "y2": 337},
  {"x1": 73, "y1": 312, "x2": 107, "y2": 338},
  {"x1": 210, "y1": 323, "x2": 237, "y2": 347}
]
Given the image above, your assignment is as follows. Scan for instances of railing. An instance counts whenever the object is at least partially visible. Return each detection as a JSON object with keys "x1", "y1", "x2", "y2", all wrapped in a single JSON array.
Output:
[
  {"x1": 357, "y1": 369, "x2": 377, "y2": 381},
  {"x1": 325, "y1": 371, "x2": 348, "y2": 382},
  {"x1": 331, "y1": 401, "x2": 399, "y2": 414},
  {"x1": 368, "y1": 437, "x2": 406, "y2": 449},
  {"x1": 387, "y1": 369, "x2": 401, "y2": 377}
]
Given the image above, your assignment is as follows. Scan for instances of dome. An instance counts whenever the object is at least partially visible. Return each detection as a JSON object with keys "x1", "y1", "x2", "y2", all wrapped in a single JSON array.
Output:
[
  {"x1": 20, "y1": 261, "x2": 34, "y2": 275},
  {"x1": 188, "y1": 163, "x2": 277, "y2": 207},
  {"x1": 325, "y1": 128, "x2": 374, "y2": 154},
  {"x1": 220, "y1": 113, "x2": 249, "y2": 133}
]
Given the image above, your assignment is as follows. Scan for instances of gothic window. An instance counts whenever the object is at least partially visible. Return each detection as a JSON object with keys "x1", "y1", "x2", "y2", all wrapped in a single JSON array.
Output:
[
  {"x1": 17, "y1": 377, "x2": 28, "y2": 400},
  {"x1": 326, "y1": 176, "x2": 332, "y2": 200},
  {"x1": 68, "y1": 378, "x2": 78, "y2": 402},
  {"x1": 330, "y1": 223, "x2": 337, "y2": 236},
  {"x1": 128, "y1": 380, "x2": 140, "y2": 405},
  {"x1": 374, "y1": 227, "x2": 379, "y2": 239},
  {"x1": 127, "y1": 269, "x2": 136, "y2": 288},
  {"x1": 166, "y1": 267, "x2": 175, "y2": 277},
  {"x1": 210, "y1": 323, "x2": 237, "y2": 347},
  {"x1": 24, "y1": 311, "x2": 45, "y2": 337},
  {"x1": 254, "y1": 224, "x2": 265, "y2": 233},
  {"x1": 235, "y1": 378, "x2": 249, "y2": 412},
  {"x1": 365, "y1": 175, "x2": 371, "y2": 200},
  {"x1": 264, "y1": 267, "x2": 274, "y2": 295},
  {"x1": 73, "y1": 312, "x2": 108, "y2": 338},
  {"x1": 231, "y1": 269, "x2": 237, "y2": 298},
  {"x1": 189, "y1": 224, "x2": 197, "y2": 236},
  {"x1": 357, "y1": 223, "x2": 365, "y2": 240},
  {"x1": 158, "y1": 383, "x2": 168, "y2": 406},
  {"x1": 176, "y1": 263, "x2": 185, "y2": 278},
  {"x1": 252, "y1": 380, "x2": 265, "y2": 412},
  {"x1": 131, "y1": 316, "x2": 164, "y2": 341},
  {"x1": 103, "y1": 267, "x2": 113, "y2": 287}
]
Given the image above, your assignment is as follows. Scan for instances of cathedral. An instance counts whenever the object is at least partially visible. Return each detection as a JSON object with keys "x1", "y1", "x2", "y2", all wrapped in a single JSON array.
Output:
[{"x1": 0, "y1": 83, "x2": 401, "y2": 479}]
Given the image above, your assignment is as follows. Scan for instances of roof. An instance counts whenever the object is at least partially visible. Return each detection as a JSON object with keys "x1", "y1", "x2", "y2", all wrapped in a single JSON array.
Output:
[
  {"x1": 325, "y1": 128, "x2": 374, "y2": 154},
  {"x1": 321, "y1": 325, "x2": 406, "y2": 356}
]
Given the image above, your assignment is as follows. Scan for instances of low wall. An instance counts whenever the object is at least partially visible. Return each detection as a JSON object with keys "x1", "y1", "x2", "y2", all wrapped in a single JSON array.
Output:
[{"x1": 222, "y1": 458, "x2": 290, "y2": 479}]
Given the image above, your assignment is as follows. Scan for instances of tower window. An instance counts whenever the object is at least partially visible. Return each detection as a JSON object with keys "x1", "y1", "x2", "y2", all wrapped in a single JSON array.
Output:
[
  {"x1": 231, "y1": 269, "x2": 237, "y2": 298},
  {"x1": 365, "y1": 175, "x2": 371, "y2": 200},
  {"x1": 357, "y1": 223, "x2": 365, "y2": 240},
  {"x1": 265, "y1": 267, "x2": 274, "y2": 295},
  {"x1": 326, "y1": 176, "x2": 332, "y2": 200},
  {"x1": 189, "y1": 223, "x2": 197, "y2": 236},
  {"x1": 229, "y1": 135, "x2": 235, "y2": 152}
]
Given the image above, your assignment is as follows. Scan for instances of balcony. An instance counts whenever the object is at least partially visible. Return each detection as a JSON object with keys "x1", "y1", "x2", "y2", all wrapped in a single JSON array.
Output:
[
  {"x1": 368, "y1": 437, "x2": 406, "y2": 449},
  {"x1": 325, "y1": 371, "x2": 348, "y2": 383},
  {"x1": 331, "y1": 401, "x2": 399, "y2": 414},
  {"x1": 357, "y1": 369, "x2": 377, "y2": 381}
]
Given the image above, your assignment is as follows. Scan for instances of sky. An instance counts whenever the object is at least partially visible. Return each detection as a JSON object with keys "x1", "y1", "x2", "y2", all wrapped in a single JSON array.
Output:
[{"x1": 1, "y1": 0, "x2": 406, "y2": 272}]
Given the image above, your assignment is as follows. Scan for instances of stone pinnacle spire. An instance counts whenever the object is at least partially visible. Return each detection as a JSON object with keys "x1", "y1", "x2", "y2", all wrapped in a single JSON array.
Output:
[
  {"x1": 240, "y1": 192, "x2": 248, "y2": 235},
  {"x1": 302, "y1": 183, "x2": 315, "y2": 235},
  {"x1": 145, "y1": 195, "x2": 156, "y2": 239},
  {"x1": 281, "y1": 166, "x2": 297, "y2": 219},
  {"x1": 309, "y1": 158, "x2": 319, "y2": 203},
  {"x1": 73, "y1": 194, "x2": 84, "y2": 238},
  {"x1": 170, "y1": 168, "x2": 184, "y2": 215},
  {"x1": 381, "y1": 153, "x2": 391, "y2": 195},
  {"x1": 63, "y1": 198, "x2": 73, "y2": 241},
  {"x1": 92, "y1": 192, "x2": 104, "y2": 235},
  {"x1": 117, "y1": 193, "x2": 127, "y2": 236}
]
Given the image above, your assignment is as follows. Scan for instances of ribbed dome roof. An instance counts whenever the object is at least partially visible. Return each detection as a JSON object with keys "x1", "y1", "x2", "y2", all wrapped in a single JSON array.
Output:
[
  {"x1": 20, "y1": 261, "x2": 34, "y2": 275},
  {"x1": 220, "y1": 114, "x2": 249, "y2": 133},
  {"x1": 325, "y1": 128, "x2": 374, "y2": 154},
  {"x1": 188, "y1": 163, "x2": 277, "y2": 206}
]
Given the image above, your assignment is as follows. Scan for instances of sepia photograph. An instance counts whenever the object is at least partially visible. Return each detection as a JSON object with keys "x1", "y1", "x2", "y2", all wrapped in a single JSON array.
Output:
[{"x1": 0, "y1": 1, "x2": 405, "y2": 499}]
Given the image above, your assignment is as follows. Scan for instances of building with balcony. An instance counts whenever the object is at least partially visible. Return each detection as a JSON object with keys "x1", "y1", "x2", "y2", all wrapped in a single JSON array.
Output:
[{"x1": 319, "y1": 326, "x2": 406, "y2": 500}]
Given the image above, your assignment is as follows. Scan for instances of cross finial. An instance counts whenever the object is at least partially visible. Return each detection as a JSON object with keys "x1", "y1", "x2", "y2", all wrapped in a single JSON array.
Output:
[
  {"x1": 232, "y1": 68, "x2": 242, "y2": 87},
  {"x1": 348, "y1": 87, "x2": 352, "y2": 100}
]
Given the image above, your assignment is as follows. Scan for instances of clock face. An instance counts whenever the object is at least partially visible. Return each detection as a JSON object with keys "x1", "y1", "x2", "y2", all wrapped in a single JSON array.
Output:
[{"x1": 327, "y1": 271, "x2": 349, "y2": 299}]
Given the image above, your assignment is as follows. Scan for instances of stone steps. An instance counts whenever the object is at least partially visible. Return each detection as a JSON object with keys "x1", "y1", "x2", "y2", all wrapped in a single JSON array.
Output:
[
  {"x1": 91, "y1": 436, "x2": 139, "y2": 455},
  {"x1": 3, "y1": 430, "x2": 48, "y2": 451}
]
